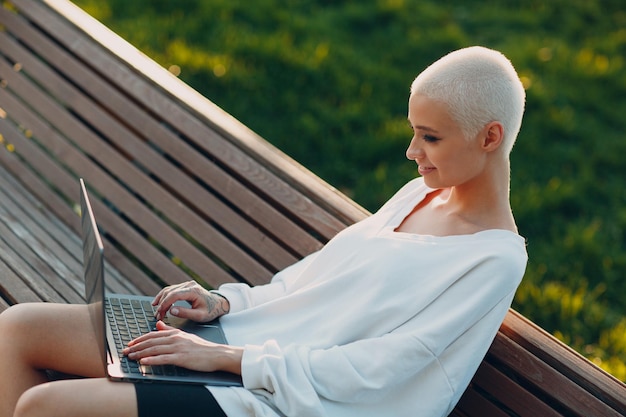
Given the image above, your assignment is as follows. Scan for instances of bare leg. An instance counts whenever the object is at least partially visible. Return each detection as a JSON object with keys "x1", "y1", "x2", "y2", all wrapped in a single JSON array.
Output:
[
  {"x1": 14, "y1": 378, "x2": 136, "y2": 417},
  {"x1": 0, "y1": 303, "x2": 136, "y2": 417}
]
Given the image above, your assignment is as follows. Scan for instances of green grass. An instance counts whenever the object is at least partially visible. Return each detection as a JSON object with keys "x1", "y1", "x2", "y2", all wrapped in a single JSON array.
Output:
[{"x1": 73, "y1": 0, "x2": 626, "y2": 380}]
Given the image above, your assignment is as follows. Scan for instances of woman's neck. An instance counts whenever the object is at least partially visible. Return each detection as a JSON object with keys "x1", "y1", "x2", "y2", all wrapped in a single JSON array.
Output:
[{"x1": 437, "y1": 159, "x2": 516, "y2": 233}]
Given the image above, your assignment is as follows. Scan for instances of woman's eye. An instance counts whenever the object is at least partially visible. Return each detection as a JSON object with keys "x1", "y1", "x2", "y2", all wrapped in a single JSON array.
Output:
[{"x1": 423, "y1": 134, "x2": 440, "y2": 143}]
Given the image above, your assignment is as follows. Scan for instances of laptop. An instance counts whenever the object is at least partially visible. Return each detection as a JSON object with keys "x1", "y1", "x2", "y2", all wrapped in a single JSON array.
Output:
[{"x1": 80, "y1": 178, "x2": 242, "y2": 386}]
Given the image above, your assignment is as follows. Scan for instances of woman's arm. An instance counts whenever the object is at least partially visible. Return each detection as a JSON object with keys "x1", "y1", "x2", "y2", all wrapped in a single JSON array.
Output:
[
  {"x1": 124, "y1": 320, "x2": 243, "y2": 374},
  {"x1": 237, "y1": 251, "x2": 525, "y2": 416}
]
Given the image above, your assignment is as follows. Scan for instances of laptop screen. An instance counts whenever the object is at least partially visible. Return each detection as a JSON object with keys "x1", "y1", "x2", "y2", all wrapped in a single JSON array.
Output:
[{"x1": 80, "y1": 179, "x2": 108, "y2": 374}]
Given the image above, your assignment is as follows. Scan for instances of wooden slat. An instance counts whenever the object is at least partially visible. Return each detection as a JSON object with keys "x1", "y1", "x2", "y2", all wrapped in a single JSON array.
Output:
[
  {"x1": 0, "y1": 165, "x2": 140, "y2": 296},
  {"x1": 473, "y1": 360, "x2": 563, "y2": 417},
  {"x1": 454, "y1": 385, "x2": 511, "y2": 417},
  {"x1": 0, "y1": 164, "x2": 136, "y2": 295},
  {"x1": 0, "y1": 167, "x2": 79, "y2": 257},
  {"x1": 501, "y1": 311, "x2": 626, "y2": 415},
  {"x1": 0, "y1": 296, "x2": 9, "y2": 312},
  {"x1": 0, "y1": 171, "x2": 82, "y2": 300},
  {"x1": 0, "y1": 196, "x2": 84, "y2": 302},
  {"x1": 0, "y1": 100, "x2": 181, "y2": 294},
  {"x1": 0, "y1": 138, "x2": 158, "y2": 296},
  {"x1": 0, "y1": 218, "x2": 83, "y2": 304},
  {"x1": 0, "y1": 110, "x2": 197, "y2": 289},
  {"x1": 0, "y1": 217, "x2": 76, "y2": 304},
  {"x1": 488, "y1": 328, "x2": 624, "y2": 417},
  {"x1": 0, "y1": 259, "x2": 43, "y2": 305}
]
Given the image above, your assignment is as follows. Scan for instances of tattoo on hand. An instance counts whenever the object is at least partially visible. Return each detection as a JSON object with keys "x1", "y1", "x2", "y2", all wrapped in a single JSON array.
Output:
[{"x1": 205, "y1": 292, "x2": 229, "y2": 321}]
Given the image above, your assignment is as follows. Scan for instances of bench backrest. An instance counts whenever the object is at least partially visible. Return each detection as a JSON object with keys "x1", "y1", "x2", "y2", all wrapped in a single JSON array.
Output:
[
  {"x1": 0, "y1": 1, "x2": 624, "y2": 416},
  {"x1": 0, "y1": 0, "x2": 368, "y2": 297}
]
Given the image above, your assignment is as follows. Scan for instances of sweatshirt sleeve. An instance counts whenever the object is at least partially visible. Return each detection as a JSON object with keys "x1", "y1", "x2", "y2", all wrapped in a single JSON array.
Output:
[
  {"x1": 216, "y1": 250, "x2": 320, "y2": 313},
  {"x1": 237, "y1": 251, "x2": 524, "y2": 417}
]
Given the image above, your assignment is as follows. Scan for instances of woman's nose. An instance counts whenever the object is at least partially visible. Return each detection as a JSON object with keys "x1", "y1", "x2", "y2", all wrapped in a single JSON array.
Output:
[{"x1": 406, "y1": 137, "x2": 424, "y2": 161}]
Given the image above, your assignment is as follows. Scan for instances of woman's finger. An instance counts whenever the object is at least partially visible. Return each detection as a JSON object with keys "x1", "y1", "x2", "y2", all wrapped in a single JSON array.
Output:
[
  {"x1": 153, "y1": 282, "x2": 202, "y2": 320},
  {"x1": 125, "y1": 321, "x2": 176, "y2": 347}
]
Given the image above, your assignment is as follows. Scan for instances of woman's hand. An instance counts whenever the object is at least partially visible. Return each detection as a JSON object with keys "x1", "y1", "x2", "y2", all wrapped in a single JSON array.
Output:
[
  {"x1": 152, "y1": 281, "x2": 230, "y2": 322},
  {"x1": 123, "y1": 321, "x2": 242, "y2": 374}
]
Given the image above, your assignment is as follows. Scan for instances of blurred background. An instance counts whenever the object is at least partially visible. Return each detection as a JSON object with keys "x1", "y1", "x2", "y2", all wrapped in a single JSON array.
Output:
[{"x1": 73, "y1": 0, "x2": 626, "y2": 380}]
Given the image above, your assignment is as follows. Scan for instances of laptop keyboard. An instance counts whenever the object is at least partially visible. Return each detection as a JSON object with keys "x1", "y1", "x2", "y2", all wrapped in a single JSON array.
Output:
[{"x1": 106, "y1": 297, "x2": 189, "y2": 377}]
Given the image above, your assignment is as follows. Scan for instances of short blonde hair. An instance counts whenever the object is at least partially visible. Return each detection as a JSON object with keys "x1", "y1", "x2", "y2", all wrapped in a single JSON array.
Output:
[{"x1": 410, "y1": 46, "x2": 525, "y2": 155}]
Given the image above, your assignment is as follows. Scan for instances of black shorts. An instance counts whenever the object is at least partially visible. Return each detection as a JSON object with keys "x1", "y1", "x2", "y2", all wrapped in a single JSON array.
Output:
[{"x1": 134, "y1": 383, "x2": 227, "y2": 417}]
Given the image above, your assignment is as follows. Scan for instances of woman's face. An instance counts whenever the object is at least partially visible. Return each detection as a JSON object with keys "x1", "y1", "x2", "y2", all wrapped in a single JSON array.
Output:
[{"x1": 406, "y1": 94, "x2": 486, "y2": 189}]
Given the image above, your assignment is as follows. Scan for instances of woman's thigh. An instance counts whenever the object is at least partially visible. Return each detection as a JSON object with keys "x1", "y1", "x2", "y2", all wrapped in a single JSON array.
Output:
[
  {"x1": 15, "y1": 378, "x2": 137, "y2": 417},
  {"x1": 0, "y1": 302, "x2": 105, "y2": 377},
  {"x1": 16, "y1": 379, "x2": 228, "y2": 417}
]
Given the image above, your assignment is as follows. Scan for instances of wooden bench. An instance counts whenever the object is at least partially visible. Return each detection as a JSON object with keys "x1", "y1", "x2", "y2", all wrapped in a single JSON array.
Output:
[{"x1": 0, "y1": 1, "x2": 624, "y2": 415}]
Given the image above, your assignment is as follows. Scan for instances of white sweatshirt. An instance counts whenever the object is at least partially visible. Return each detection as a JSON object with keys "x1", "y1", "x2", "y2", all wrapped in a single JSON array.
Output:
[{"x1": 208, "y1": 177, "x2": 527, "y2": 417}]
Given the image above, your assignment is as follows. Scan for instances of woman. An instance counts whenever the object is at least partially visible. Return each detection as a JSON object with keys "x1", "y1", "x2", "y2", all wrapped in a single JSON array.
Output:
[{"x1": 0, "y1": 45, "x2": 527, "y2": 417}]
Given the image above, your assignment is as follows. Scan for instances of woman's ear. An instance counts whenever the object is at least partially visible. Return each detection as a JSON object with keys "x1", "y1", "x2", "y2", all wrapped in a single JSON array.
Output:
[{"x1": 481, "y1": 121, "x2": 504, "y2": 152}]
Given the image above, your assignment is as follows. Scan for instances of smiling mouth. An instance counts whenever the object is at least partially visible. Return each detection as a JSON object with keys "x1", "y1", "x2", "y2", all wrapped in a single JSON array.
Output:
[{"x1": 418, "y1": 166, "x2": 436, "y2": 175}]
